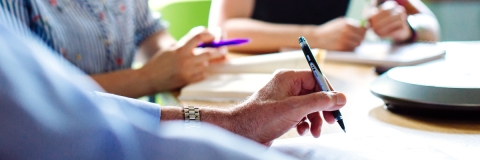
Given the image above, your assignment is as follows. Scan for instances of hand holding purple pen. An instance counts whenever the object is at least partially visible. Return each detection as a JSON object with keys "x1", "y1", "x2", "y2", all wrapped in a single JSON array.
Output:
[{"x1": 197, "y1": 38, "x2": 250, "y2": 48}]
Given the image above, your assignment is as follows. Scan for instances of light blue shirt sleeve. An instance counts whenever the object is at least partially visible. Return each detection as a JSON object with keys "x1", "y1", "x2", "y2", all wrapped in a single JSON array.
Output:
[
  {"x1": 0, "y1": 8, "x2": 295, "y2": 160},
  {"x1": 91, "y1": 91, "x2": 161, "y2": 130}
]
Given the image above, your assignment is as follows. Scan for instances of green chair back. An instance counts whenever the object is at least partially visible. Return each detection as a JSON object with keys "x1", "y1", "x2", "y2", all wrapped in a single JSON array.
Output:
[{"x1": 151, "y1": 0, "x2": 212, "y2": 40}]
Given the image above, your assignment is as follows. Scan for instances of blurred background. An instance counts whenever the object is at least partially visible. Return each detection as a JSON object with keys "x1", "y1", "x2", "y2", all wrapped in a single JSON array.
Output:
[
  {"x1": 149, "y1": 0, "x2": 480, "y2": 41},
  {"x1": 423, "y1": 0, "x2": 480, "y2": 41}
]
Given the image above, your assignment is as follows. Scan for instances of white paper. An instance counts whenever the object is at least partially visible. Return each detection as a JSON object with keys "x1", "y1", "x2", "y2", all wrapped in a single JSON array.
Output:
[{"x1": 271, "y1": 128, "x2": 455, "y2": 160}]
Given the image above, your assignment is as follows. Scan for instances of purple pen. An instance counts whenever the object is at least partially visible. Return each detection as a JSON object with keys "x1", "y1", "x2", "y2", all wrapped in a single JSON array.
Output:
[{"x1": 197, "y1": 38, "x2": 250, "y2": 48}]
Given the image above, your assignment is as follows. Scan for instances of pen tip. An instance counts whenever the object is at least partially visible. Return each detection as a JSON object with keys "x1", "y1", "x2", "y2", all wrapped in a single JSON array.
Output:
[
  {"x1": 337, "y1": 119, "x2": 346, "y2": 133},
  {"x1": 298, "y1": 36, "x2": 305, "y2": 43}
]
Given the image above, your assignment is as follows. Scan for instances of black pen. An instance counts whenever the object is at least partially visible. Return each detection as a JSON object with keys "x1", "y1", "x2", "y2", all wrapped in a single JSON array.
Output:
[{"x1": 298, "y1": 36, "x2": 346, "y2": 133}]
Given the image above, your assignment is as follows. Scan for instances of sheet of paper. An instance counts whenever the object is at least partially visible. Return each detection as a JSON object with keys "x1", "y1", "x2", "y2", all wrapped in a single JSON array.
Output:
[
  {"x1": 325, "y1": 42, "x2": 445, "y2": 67},
  {"x1": 271, "y1": 128, "x2": 455, "y2": 160}
]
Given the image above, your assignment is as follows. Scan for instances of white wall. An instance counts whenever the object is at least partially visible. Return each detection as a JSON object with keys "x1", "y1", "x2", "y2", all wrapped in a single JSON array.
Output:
[{"x1": 426, "y1": 1, "x2": 480, "y2": 41}]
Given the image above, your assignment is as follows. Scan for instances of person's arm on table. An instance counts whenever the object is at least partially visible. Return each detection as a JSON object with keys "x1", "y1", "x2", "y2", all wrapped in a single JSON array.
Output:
[
  {"x1": 91, "y1": 1, "x2": 223, "y2": 98},
  {"x1": 160, "y1": 70, "x2": 347, "y2": 146},
  {"x1": 369, "y1": 0, "x2": 440, "y2": 43},
  {"x1": 91, "y1": 27, "x2": 226, "y2": 98},
  {"x1": 209, "y1": 0, "x2": 367, "y2": 53}
]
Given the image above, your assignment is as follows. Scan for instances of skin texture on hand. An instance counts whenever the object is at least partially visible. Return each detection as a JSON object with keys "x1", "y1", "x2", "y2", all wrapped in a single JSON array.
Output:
[
  {"x1": 225, "y1": 70, "x2": 347, "y2": 146},
  {"x1": 160, "y1": 70, "x2": 347, "y2": 146},
  {"x1": 138, "y1": 27, "x2": 226, "y2": 93},
  {"x1": 369, "y1": 1, "x2": 412, "y2": 42}
]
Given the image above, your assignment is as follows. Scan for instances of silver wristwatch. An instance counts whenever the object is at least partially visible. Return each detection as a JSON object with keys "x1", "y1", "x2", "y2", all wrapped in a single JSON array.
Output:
[{"x1": 184, "y1": 106, "x2": 201, "y2": 128}]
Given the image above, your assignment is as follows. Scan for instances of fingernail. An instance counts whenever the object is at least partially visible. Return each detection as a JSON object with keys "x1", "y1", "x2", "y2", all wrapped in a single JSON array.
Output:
[
  {"x1": 302, "y1": 127, "x2": 309, "y2": 136},
  {"x1": 335, "y1": 93, "x2": 347, "y2": 105}
]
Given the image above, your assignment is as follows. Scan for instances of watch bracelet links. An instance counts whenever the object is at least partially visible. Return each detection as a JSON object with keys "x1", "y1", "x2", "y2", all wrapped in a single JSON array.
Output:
[{"x1": 184, "y1": 106, "x2": 201, "y2": 128}]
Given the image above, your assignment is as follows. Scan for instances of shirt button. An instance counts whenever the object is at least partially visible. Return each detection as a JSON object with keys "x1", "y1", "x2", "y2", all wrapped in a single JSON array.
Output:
[{"x1": 75, "y1": 54, "x2": 82, "y2": 60}]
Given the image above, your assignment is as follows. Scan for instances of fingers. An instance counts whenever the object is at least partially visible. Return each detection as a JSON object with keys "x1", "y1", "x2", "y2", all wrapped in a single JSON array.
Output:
[
  {"x1": 322, "y1": 111, "x2": 336, "y2": 124},
  {"x1": 177, "y1": 26, "x2": 216, "y2": 51},
  {"x1": 180, "y1": 46, "x2": 225, "y2": 84},
  {"x1": 291, "y1": 91, "x2": 347, "y2": 116},
  {"x1": 170, "y1": 27, "x2": 224, "y2": 84},
  {"x1": 307, "y1": 112, "x2": 323, "y2": 138},
  {"x1": 296, "y1": 120, "x2": 309, "y2": 136},
  {"x1": 179, "y1": 57, "x2": 208, "y2": 83},
  {"x1": 188, "y1": 71, "x2": 207, "y2": 83},
  {"x1": 375, "y1": 19, "x2": 404, "y2": 37},
  {"x1": 341, "y1": 21, "x2": 367, "y2": 50},
  {"x1": 192, "y1": 51, "x2": 212, "y2": 65},
  {"x1": 193, "y1": 47, "x2": 226, "y2": 61},
  {"x1": 273, "y1": 70, "x2": 317, "y2": 95},
  {"x1": 316, "y1": 18, "x2": 366, "y2": 51},
  {"x1": 276, "y1": 70, "x2": 338, "y2": 97},
  {"x1": 344, "y1": 29, "x2": 365, "y2": 50},
  {"x1": 296, "y1": 112, "x2": 326, "y2": 138},
  {"x1": 369, "y1": 1, "x2": 408, "y2": 38},
  {"x1": 275, "y1": 70, "x2": 347, "y2": 110}
]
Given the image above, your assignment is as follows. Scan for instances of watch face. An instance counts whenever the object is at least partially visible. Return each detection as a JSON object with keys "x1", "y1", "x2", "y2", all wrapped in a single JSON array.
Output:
[{"x1": 388, "y1": 63, "x2": 480, "y2": 89}]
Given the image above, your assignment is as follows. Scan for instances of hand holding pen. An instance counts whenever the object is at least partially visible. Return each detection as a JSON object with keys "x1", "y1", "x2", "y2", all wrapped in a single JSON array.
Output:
[
  {"x1": 140, "y1": 27, "x2": 249, "y2": 93},
  {"x1": 197, "y1": 38, "x2": 249, "y2": 48},
  {"x1": 299, "y1": 36, "x2": 346, "y2": 132}
]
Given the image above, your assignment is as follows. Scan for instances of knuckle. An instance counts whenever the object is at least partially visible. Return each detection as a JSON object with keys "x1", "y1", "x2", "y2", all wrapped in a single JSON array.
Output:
[
  {"x1": 273, "y1": 69, "x2": 293, "y2": 77},
  {"x1": 191, "y1": 34, "x2": 202, "y2": 42},
  {"x1": 317, "y1": 92, "x2": 334, "y2": 107}
]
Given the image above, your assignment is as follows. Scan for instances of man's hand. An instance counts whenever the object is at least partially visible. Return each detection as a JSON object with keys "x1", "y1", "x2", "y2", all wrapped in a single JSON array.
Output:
[
  {"x1": 138, "y1": 27, "x2": 226, "y2": 92},
  {"x1": 226, "y1": 70, "x2": 347, "y2": 146},
  {"x1": 369, "y1": 1, "x2": 412, "y2": 42},
  {"x1": 312, "y1": 18, "x2": 367, "y2": 51}
]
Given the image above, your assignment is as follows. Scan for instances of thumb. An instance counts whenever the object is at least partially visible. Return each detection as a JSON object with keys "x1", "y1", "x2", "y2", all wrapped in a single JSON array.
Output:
[
  {"x1": 292, "y1": 92, "x2": 346, "y2": 115},
  {"x1": 177, "y1": 26, "x2": 215, "y2": 50}
]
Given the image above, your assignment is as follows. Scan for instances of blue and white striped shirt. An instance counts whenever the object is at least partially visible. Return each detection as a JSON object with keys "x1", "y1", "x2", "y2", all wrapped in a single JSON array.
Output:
[{"x1": 0, "y1": 0, "x2": 164, "y2": 74}]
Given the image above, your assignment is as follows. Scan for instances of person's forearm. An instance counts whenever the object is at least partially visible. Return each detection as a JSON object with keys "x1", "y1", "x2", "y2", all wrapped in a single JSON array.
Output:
[
  {"x1": 91, "y1": 68, "x2": 154, "y2": 98},
  {"x1": 223, "y1": 18, "x2": 316, "y2": 53}
]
